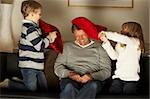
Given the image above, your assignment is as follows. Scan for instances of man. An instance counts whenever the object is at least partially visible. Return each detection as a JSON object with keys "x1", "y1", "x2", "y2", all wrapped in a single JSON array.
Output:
[{"x1": 54, "y1": 17, "x2": 111, "y2": 99}]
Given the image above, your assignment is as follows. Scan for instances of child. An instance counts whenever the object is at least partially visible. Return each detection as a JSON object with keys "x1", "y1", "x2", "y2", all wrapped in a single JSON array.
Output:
[
  {"x1": 99, "y1": 22, "x2": 145, "y2": 94},
  {"x1": 0, "y1": 0, "x2": 57, "y2": 91}
]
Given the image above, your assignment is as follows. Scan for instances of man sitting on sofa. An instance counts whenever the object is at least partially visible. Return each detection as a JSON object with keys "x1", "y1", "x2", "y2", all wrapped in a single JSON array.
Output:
[{"x1": 54, "y1": 17, "x2": 111, "y2": 99}]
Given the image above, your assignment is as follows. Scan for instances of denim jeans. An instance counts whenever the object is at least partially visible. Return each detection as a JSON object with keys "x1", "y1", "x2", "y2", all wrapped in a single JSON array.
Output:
[
  {"x1": 60, "y1": 78, "x2": 104, "y2": 99},
  {"x1": 9, "y1": 68, "x2": 48, "y2": 91},
  {"x1": 109, "y1": 78, "x2": 139, "y2": 94}
]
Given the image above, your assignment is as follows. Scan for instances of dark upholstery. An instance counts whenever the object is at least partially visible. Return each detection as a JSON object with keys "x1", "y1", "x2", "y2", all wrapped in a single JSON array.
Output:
[{"x1": 0, "y1": 50, "x2": 149, "y2": 98}]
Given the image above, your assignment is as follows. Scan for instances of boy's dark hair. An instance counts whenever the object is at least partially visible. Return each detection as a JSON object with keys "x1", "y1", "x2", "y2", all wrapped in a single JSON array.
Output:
[
  {"x1": 21, "y1": 0, "x2": 42, "y2": 18},
  {"x1": 71, "y1": 24, "x2": 80, "y2": 33}
]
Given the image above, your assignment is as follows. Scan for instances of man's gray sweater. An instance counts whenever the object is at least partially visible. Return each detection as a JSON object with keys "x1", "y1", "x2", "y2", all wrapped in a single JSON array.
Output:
[{"x1": 54, "y1": 41, "x2": 111, "y2": 81}]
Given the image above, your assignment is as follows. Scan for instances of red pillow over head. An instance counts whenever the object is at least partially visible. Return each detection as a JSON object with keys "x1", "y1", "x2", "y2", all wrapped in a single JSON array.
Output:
[{"x1": 72, "y1": 17, "x2": 107, "y2": 40}]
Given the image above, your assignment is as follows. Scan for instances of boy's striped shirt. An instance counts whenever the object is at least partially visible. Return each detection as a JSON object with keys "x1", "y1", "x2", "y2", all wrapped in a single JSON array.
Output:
[{"x1": 19, "y1": 20, "x2": 49, "y2": 70}]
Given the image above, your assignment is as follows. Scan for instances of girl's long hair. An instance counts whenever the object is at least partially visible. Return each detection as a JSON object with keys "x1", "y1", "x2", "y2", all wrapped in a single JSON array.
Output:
[{"x1": 121, "y1": 22, "x2": 145, "y2": 53}]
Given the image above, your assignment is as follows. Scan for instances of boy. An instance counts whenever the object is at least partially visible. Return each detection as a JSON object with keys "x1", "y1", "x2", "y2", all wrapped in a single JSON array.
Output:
[{"x1": 0, "y1": 0, "x2": 57, "y2": 91}]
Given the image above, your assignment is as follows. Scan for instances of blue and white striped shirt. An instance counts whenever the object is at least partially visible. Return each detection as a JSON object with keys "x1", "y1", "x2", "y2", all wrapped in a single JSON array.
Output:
[{"x1": 19, "y1": 20, "x2": 50, "y2": 70}]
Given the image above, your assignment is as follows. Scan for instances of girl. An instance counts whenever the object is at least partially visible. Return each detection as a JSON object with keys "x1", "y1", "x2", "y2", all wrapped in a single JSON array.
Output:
[{"x1": 99, "y1": 22, "x2": 145, "y2": 94}]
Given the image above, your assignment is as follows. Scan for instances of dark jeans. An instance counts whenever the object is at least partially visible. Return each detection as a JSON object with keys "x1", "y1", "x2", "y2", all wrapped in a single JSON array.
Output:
[
  {"x1": 109, "y1": 78, "x2": 139, "y2": 94},
  {"x1": 60, "y1": 78, "x2": 104, "y2": 99},
  {"x1": 9, "y1": 68, "x2": 48, "y2": 92}
]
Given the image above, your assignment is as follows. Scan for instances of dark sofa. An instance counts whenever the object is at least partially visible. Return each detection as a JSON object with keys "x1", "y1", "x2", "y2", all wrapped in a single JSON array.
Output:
[{"x1": 0, "y1": 49, "x2": 149, "y2": 99}]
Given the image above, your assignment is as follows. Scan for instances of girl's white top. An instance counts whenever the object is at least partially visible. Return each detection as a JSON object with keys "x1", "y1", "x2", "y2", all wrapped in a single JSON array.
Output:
[{"x1": 102, "y1": 32, "x2": 141, "y2": 81}]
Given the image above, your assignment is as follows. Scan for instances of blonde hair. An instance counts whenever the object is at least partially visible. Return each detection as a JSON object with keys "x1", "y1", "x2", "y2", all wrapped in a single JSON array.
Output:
[
  {"x1": 21, "y1": 0, "x2": 42, "y2": 18},
  {"x1": 121, "y1": 22, "x2": 145, "y2": 53}
]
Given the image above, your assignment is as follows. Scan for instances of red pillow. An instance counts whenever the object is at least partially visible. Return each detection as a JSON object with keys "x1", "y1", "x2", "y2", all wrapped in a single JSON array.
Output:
[
  {"x1": 39, "y1": 19, "x2": 63, "y2": 53},
  {"x1": 72, "y1": 17, "x2": 107, "y2": 40}
]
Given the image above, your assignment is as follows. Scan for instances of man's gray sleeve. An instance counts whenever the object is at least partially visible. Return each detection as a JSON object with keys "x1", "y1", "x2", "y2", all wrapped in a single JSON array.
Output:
[
  {"x1": 54, "y1": 44, "x2": 71, "y2": 78},
  {"x1": 91, "y1": 46, "x2": 111, "y2": 81}
]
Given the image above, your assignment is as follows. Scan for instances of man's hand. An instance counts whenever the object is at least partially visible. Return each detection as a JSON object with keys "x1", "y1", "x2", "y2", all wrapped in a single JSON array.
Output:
[
  {"x1": 80, "y1": 74, "x2": 93, "y2": 83},
  {"x1": 68, "y1": 72, "x2": 93, "y2": 83},
  {"x1": 68, "y1": 71, "x2": 82, "y2": 82}
]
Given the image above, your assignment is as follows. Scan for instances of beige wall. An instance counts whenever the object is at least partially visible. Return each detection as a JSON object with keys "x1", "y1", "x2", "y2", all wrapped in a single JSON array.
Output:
[{"x1": 0, "y1": 0, "x2": 149, "y2": 52}]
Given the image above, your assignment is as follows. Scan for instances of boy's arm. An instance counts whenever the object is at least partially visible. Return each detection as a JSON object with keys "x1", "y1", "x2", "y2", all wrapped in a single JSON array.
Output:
[
  {"x1": 43, "y1": 37, "x2": 50, "y2": 48},
  {"x1": 26, "y1": 27, "x2": 49, "y2": 51},
  {"x1": 43, "y1": 31, "x2": 57, "y2": 48}
]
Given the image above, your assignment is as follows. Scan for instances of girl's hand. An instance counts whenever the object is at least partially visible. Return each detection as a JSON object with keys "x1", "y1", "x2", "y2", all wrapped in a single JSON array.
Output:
[
  {"x1": 98, "y1": 31, "x2": 106, "y2": 39},
  {"x1": 98, "y1": 31, "x2": 108, "y2": 42}
]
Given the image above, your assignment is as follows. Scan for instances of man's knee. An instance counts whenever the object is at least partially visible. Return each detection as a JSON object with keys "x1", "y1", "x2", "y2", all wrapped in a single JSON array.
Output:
[
  {"x1": 64, "y1": 83, "x2": 75, "y2": 92},
  {"x1": 88, "y1": 82, "x2": 98, "y2": 91}
]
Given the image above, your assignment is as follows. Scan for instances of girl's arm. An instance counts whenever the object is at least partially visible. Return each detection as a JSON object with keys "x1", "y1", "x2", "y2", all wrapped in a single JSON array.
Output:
[
  {"x1": 102, "y1": 41, "x2": 118, "y2": 60},
  {"x1": 99, "y1": 32, "x2": 118, "y2": 60},
  {"x1": 102, "y1": 31, "x2": 131, "y2": 44}
]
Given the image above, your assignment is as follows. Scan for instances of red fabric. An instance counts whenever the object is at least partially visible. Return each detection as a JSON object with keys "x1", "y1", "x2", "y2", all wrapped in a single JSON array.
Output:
[
  {"x1": 72, "y1": 17, "x2": 107, "y2": 40},
  {"x1": 39, "y1": 19, "x2": 63, "y2": 53}
]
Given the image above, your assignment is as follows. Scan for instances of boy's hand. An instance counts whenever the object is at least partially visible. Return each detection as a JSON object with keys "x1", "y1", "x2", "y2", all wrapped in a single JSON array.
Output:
[
  {"x1": 98, "y1": 31, "x2": 108, "y2": 42},
  {"x1": 48, "y1": 31, "x2": 57, "y2": 43}
]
